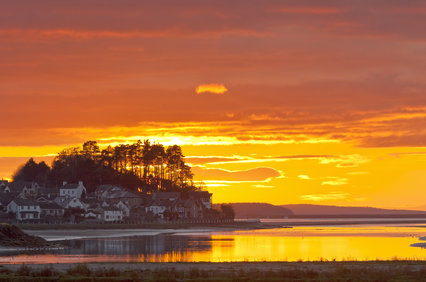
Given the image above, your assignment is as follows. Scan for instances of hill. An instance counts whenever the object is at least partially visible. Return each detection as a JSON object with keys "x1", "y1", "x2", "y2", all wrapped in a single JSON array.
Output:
[
  {"x1": 217, "y1": 203, "x2": 294, "y2": 219},
  {"x1": 281, "y1": 204, "x2": 426, "y2": 216}
]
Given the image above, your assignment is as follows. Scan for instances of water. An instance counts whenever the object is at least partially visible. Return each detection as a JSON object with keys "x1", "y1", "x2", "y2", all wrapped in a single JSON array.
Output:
[{"x1": 0, "y1": 223, "x2": 425, "y2": 264}]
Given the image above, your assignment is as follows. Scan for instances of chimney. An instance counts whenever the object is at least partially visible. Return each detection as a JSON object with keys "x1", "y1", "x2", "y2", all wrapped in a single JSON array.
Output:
[{"x1": 62, "y1": 181, "x2": 67, "y2": 186}]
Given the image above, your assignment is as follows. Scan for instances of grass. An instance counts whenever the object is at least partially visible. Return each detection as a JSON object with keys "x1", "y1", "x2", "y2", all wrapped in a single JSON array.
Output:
[{"x1": 0, "y1": 262, "x2": 425, "y2": 281}]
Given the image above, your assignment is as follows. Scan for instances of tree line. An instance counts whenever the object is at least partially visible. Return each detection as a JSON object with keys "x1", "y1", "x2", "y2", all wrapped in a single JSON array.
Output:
[{"x1": 13, "y1": 140, "x2": 197, "y2": 193}]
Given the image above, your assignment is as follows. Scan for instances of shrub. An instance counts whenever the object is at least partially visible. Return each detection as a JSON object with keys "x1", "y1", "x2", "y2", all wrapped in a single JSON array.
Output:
[
  {"x1": 66, "y1": 264, "x2": 91, "y2": 276},
  {"x1": 15, "y1": 264, "x2": 31, "y2": 276}
]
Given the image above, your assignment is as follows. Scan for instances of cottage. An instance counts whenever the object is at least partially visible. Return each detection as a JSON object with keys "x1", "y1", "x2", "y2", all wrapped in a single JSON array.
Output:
[
  {"x1": 183, "y1": 198, "x2": 204, "y2": 219},
  {"x1": 37, "y1": 187, "x2": 59, "y2": 200},
  {"x1": 188, "y1": 190, "x2": 212, "y2": 209},
  {"x1": 153, "y1": 192, "x2": 180, "y2": 201},
  {"x1": 54, "y1": 196, "x2": 86, "y2": 210},
  {"x1": 39, "y1": 202, "x2": 64, "y2": 217},
  {"x1": 7, "y1": 199, "x2": 40, "y2": 221},
  {"x1": 0, "y1": 195, "x2": 13, "y2": 212},
  {"x1": 145, "y1": 200, "x2": 168, "y2": 219},
  {"x1": 60, "y1": 181, "x2": 87, "y2": 199},
  {"x1": 102, "y1": 208, "x2": 123, "y2": 222},
  {"x1": 112, "y1": 200, "x2": 130, "y2": 217},
  {"x1": 0, "y1": 180, "x2": 9, "y2": 193},
  {"x1": 5, "y1": 181, "x2": 40, "y2": 197},
  {"x1": 95, "y1": 185, "x2": 142, "y2": 207}
]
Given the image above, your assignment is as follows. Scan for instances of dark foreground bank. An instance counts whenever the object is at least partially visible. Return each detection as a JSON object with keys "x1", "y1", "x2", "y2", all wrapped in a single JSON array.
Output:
[{"x1": 2, "y1": 261, "x2": 426, "y2": 281}]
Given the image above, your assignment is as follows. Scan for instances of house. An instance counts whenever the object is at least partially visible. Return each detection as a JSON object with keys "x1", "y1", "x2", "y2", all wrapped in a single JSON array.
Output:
[
  {"x1": 81, "y1": 198, "x2": 102, "y2": 210},
  {"x1": 183, "y1": 198, "x2": 204, "y2": 219},
  {"x1": 112, "y1": 200, "x2": 130, "y2": 217},
  {"x1": 6, "y1": 181, "x2": 40, "y2": 197},
  {"x1": 0, "y1": 180, "x2": 9, "y2": 193},
  {"x1": 153, "y1": 192, "x2": 180, "y2": 201},
  {"x1": 54, "y1": 196, "x2": 87, "y2": 210},
  {"x1": 102, "y1": 208, "x2": 123, "y2": 222},
  {"x1": 84, "y1": 210, "x2": 102, "y2": 221},
  {"x1": 188, "y1": 190, "x2": 212, "y2": 209},
  {"x1": 60, "y1": 181, "x2": 87, "y2": 199},
  {"x1": 145, "y1": 199, "x2": 168, "y2": 219},
  {"x1": 39, "y1": 202, "x2": 64, "y2": 218},
  {"x1": 0, "y1": 194, "x2": 13, "y2": 212},
  {"x1": 95, "y1": 185, "x2": 142, "y2": 207},
  {"x1": 7, "y1": 199, "x2": 40, "y2": 221},
  {"x1": 37, "y1": 187, "x2": 59, "y2": 200}
]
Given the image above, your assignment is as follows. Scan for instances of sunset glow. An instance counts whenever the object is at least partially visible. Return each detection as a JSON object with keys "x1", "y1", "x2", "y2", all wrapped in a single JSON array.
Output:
[{"x1": 1, "y1": 1, "x2": 426, "y2": 210}]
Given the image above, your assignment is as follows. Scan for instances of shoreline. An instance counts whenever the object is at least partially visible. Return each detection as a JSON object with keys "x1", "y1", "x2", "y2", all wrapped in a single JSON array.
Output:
[{"x1": 17, "y1": 218, "x2": 426, "y2": 231}]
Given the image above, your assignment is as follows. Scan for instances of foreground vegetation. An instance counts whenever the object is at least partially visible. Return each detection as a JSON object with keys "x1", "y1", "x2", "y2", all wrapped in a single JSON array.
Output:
[
  {"x1": 0, "y1": 224, "x2": 54, "y2": 248},
  {"x1": 1, "y1": 262, "x2": 425, "y2": 281}
]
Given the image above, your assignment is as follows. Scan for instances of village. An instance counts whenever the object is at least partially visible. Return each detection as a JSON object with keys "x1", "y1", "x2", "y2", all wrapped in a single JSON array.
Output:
[{"x1": 0, "y1": 179, "x2": 225, "y2": 224}]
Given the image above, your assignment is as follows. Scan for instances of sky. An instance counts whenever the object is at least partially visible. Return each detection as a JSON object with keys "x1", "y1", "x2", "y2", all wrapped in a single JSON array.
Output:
[{"x1": 1, "y1": 0, "x2": 426, "y2": 209}]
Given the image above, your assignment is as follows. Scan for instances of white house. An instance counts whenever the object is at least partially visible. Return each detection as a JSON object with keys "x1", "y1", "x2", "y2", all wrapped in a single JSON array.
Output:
[
  {"x1": 189, "y1": 191, "x2": 212, "y2": 209},
  {"x1": 39, "y1": 202, "x2": 64, "y2": 218},
  {"x1": 54, "y1": 196, "x2": 86, "y2": 210},
  {"x1": 103, "y1": 208, "x2": 123, "y2": 222},
  {"x1": 145, "y1": 200, "x2": 170, "y2": 219},
  {"x1": 7, "y1": 199, "x2": 40, "y2": 221},
  {"x1": 60, "y1": 181, "x2": 87, "y2": 199},
  {"x1": 114, "y1": 200, "x2": 130, "y2": 217}
]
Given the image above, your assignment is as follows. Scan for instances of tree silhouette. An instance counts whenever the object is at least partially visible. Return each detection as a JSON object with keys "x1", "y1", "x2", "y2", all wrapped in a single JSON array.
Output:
[{"x1": 13, "y1": 140, "x2": 197, "y2": 194}]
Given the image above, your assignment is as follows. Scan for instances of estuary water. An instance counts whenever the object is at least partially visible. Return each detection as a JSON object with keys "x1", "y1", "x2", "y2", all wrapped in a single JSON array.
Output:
[{"x1": 0, "y1": 222, "x2": 425, "y2": 264}]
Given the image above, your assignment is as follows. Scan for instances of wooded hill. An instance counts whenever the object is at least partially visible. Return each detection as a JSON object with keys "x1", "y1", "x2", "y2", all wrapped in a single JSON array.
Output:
[{"x1": 12, "y1": 140, "x2": 197, "y2": 194}]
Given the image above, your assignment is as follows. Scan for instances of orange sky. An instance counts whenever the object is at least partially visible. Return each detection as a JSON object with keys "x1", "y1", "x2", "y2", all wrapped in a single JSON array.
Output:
[{"x1": 1, "y1": 1, "x2": 425, "y2": 209}]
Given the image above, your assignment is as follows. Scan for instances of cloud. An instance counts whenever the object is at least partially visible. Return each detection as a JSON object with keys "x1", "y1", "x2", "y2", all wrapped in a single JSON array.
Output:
[
  {"x1": 300, "y1": 192, "x2": 350, "y2": 201},
  {"x1": 185, "y1": 155, "x2": 248, "y2": 165},
  {"x1": 195, "y1": 83, "x2": 228, "y2": 95},
  {"x1": 321, "y1": 177, "x2": 348, "y2": 186},
  {"x1": 298, "y1": 175, "x2": 311, "y2": 180},
  {"x1": 252, "y1": 184, "x2": 275, "y2": 188},
  {"x1": 191, "y1": 166, "x2": 282, "y2": 182}
]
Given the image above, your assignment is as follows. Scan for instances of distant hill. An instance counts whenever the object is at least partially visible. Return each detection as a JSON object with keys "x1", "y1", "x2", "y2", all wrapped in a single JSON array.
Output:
[
  {"x1": 215, "y1": 203, "x2": 293, "y2": 219},
  {"x1": 281, "y1": 204, "x2": 426, "y2": 216},
  {"x1": 217, "y1": 203, "x2": 426, "y2": 219}
]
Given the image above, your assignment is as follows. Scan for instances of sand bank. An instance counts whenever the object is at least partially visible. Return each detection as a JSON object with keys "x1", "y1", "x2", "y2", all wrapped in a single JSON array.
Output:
[{"x1": 24, "y1": 227, "x2": 228, "y2": 241}]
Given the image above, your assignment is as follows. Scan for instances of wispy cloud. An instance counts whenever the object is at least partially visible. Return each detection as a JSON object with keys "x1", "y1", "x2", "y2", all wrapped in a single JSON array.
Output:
[
  {"x1": 300, "y1": 192, "x2": 350, "y2": 201},
  {"x1": 191, "y1": 166, "x2": 282, "y2": 182},
  {"x1": 298, "y1": 175, "x2": 311, "y2": 180},
  {"x1": 195, "y1": 83, "x2": 228, "y2": 95},
  {"x1": 252, "y1": 184, "x2": 275, "y2": 188},
  {"x1": 321, "y1": 177, "x2": 348, "y2": 186}
]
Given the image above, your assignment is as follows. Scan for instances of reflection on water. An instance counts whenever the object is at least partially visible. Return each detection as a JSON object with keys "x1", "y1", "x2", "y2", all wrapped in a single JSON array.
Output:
[{"x1": 0, "y1": 224, "x2": 425, "y2": 264}]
